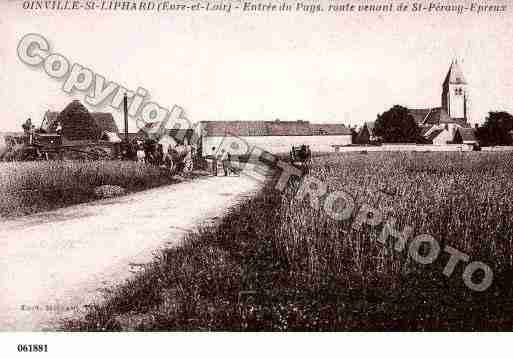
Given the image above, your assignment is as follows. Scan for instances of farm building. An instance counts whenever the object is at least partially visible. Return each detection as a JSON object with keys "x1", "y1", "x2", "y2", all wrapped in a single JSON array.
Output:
[{"x1": 198, "y1": 120, "x2": 352, "y2": 156}]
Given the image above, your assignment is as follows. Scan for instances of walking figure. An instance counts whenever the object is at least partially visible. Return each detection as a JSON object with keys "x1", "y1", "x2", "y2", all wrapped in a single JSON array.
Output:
[{"x1": 222, "y1": 151, "x2": 232, "y2": 176}]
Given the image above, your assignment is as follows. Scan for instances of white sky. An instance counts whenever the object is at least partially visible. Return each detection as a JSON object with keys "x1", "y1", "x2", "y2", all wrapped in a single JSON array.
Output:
[{"x1": 1, "y1": 0, "x2": 513, "y2": 131}]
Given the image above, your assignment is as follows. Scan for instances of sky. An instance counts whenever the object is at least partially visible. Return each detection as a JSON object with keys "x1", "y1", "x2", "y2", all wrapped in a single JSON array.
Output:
[{"x1": 1, "y1": 0, "x2": 513, "y2": 132}]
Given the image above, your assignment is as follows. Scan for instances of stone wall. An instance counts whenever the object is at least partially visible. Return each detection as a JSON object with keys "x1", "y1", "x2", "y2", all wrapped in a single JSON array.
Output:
[{"x1": 201, "y1": 135, "x2": 352, "y2": 156}]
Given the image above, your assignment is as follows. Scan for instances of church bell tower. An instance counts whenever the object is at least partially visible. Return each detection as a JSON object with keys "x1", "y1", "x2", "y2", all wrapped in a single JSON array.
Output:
[{"x1": 441, "y1": 59, "x2": 468, "y2": 120}]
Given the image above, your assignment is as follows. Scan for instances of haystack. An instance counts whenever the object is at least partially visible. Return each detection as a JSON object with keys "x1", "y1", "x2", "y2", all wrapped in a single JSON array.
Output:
[{"x1": 58, "y1": 100, "x2": 99, "y2": 141}]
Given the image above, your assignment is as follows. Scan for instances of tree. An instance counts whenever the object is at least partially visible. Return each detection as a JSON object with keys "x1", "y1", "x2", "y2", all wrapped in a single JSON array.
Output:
[
  {"x1": 374, "y1": 105, "x2": 420, "y2": 143},
  {"x1": 477, "y1": 111, "x2": 513, "y2": 146}
]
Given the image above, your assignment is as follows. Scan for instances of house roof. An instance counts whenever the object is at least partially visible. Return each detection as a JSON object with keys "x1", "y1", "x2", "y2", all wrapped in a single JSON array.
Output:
[
  {"x1": 91, "y1": 113, "x2": 118, "y2": 134},
  {"x1": 41, "y1": 111, "x2": 60, "y2": 132},
  {"x1": 443, "y1": 60, "x2": 467, "y2": 86},
  {"x1": 419, "y1": 126, "x2": 432, "y2": 137},
  {"x1": 425, "y1": 129, "x2": 445, "y2": 143},
  {"x1": 457, "y1": 128, "x2": 478, "y2": 142},
  {"x1": 357, "y1": 121, "x2": 376, "y2": 137},
  {"x1": 408, "y1": 108, "x2": 432, "y2": 124},
  {"x1": 408, "y1": 107, "x2": 469, "y2": 127},
  {"x1": 365, "y1": 121, "x2": 375, "y2": 132},
  {"x1": 201, "y1": 120, "x2": 352, "y2": 137}
]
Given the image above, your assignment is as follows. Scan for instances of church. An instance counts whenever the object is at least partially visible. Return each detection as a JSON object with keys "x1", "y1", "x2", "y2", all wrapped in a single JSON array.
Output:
[{"x1": 408, "y1": 59, "x2": 477, "y2": 145}]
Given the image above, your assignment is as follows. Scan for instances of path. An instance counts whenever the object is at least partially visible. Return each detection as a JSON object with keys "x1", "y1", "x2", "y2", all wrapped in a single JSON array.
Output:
[{"x1": 0, "y1": 175, "x2": 262, "y2": 331}]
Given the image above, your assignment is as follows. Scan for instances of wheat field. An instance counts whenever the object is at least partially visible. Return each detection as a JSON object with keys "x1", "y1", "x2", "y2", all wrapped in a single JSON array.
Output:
[
  {"x1": 0, "y1": 160, "x2": 177, "y2": 217},
  {"x1": 68, "y1": 151, "x2": 513, "y2": 331}
]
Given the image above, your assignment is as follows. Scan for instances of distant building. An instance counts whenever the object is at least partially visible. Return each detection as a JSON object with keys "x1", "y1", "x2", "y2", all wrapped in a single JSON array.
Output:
[
  {"x1": 198, "y1": 119, "x2": 353, "y2": 156},
  {"x1": 354, "y1": 121, "x2": 378, "y2": 144},
  {"x1": 453, "y1": 127, "x2": 478, "y2": 146},
  {"x1": 356, "y1": 60, "x2": 475, "y2": 146},
  {"x1": 409, "y1": 59, "x2": 471, "y2": 145}
]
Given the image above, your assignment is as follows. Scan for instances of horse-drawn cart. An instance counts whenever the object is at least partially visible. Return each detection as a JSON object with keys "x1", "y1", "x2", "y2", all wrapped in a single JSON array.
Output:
[{"x1": 290, "y1": 144, "x2": 312, "y2": 173}]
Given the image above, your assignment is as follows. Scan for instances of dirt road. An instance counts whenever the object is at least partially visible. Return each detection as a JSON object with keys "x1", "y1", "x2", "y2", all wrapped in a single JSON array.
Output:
[{"x1": 0, "y1": 175, "x2": 262, "y2": 331}]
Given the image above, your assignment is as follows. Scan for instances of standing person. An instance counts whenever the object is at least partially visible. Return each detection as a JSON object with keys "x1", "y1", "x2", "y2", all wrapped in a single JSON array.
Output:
[
  {"x1": 22, "y1": 118, "x2": 35, "y2": 145},
  {"x1": 183, "y1": 143, "x2": 193, "y2": 173},
  {"x1": 221, "y1": 150, "x2": 229, "y2": 176},
  {"x1": 222, "y1": 151, "x2": 233, "y2": 176},
  {"x1": 211, "y1": 146, "x2": 218, "y2": 176},
  {"x1": 135, "y1": 140, "x2": 145, "y2": 162}
]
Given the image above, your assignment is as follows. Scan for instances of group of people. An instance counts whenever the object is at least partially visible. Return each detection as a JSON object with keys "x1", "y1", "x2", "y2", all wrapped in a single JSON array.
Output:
[
  {"x1": 123, "y1": 138, "x2": 194, "y2": 174},
  {"x1": 210, "y1": 147, "x2": 237, "y2": 177},
  {"x1": 121, "y1": 139, "x2": 160, "y2": 164}
]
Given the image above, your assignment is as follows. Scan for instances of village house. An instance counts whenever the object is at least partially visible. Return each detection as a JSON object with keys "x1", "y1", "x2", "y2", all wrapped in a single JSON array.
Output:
[
  {"x1": 198, "y1": 119, "x2": 353, "y2": 156},
  {"x1": 353, "y1": 121, "x2": 378, "y2": 144}
]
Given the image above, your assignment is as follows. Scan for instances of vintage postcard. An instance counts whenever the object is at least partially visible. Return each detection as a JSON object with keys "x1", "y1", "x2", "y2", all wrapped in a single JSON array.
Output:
[{"x1": 0, "y1": 0, "x2": 512, "y2": 356}]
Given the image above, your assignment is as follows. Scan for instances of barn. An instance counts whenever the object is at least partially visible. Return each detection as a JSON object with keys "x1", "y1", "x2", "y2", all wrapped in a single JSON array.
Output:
[{"x1": 198, "y1": 120, "x2": 352, "y2": 156}]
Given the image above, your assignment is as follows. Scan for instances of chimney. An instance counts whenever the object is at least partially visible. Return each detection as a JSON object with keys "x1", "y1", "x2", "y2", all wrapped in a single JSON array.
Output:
[{"x1": 123, "y1": 93, "x2": 129, "y2": 141}]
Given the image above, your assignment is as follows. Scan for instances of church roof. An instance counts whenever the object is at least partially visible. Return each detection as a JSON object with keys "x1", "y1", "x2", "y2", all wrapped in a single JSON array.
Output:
[
  {"x1": 408, "y1": 107, "x2": 469, "y2": 127},
  {"x1": 409, "y1": 108, "x2": 433, "y2": 124},
  {"x1": 443, "y1": 60, "x2": 467, "y2": 86}
]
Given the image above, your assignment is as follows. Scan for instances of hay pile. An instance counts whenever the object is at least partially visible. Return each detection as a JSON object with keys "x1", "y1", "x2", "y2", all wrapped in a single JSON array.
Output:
[{"x1": 58, "y1": 100, "x2": 100, "y2": 141}]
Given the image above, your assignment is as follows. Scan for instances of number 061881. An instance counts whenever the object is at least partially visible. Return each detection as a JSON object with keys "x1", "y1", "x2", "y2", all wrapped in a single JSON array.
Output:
[{"x1": 17, "y1": 344, "x2": 48, "y2": 352}]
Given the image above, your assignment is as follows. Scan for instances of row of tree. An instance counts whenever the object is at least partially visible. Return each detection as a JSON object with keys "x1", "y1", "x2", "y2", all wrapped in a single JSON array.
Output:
[{"x1": 372, "y1": 105, "x2": 513, "y2": 145}]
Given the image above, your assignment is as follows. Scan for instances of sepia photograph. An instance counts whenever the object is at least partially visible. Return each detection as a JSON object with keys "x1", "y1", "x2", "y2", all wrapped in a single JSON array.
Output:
[{"x1": 0, "y1": 0, "x2": 512, "y2": 356}]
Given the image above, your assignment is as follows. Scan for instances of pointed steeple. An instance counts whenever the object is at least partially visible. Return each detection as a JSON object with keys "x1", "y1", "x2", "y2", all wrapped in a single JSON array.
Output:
[{"x1": 443, "y1": 59, "x2": 467, "y2": 86}]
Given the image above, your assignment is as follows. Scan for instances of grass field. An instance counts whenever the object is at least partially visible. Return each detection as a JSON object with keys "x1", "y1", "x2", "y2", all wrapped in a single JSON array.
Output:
[
  {"x1": 0, "y1": 161, "x2": 185, "y2": 218},
  {"x1": 67, "y1": 152, "x2": 513, "y2": 331}
]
